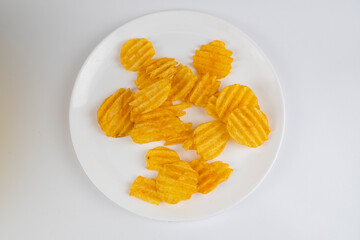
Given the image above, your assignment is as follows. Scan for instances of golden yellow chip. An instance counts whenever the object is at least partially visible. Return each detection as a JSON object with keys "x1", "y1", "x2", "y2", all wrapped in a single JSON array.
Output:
[
  {"x1": 193, "y1": 40, "x2": 233, "y2": 79},
  {"x1": 131, "y1": 115, "x2": 192, "y2": 144},
  {"x1": 209, "y1": 161, "x2": 233, "y2": 183},
  {"x1": 135, "y1": 58, "x2": 178, "y2": 90},
  {"x1": 182, "y1": 134, "x2": 196, "y2": 151},
  {"x1": 163, "y1": 102, "x2": 190, "y2": 117},
  {"x1": 120, "y1": 38, "x2": 155, "y2": 71},
  {"x1": 164, "y1": 130, "x2": 192, "y2": 146},
  {"x1": 187, "y1": 73, "x2": 220, "y2": 107},
  {"x1": 216, "y1": 84, "x2": 259, "y2": 122},
  {"x1": 206, "y1": 94, "x2": 219, "y2": 119},
  {"x1": 97, "y1": 88, "x2": 134, "y2": 137},
  {"x1": 130, "y1": 78, "x2": 171, "y2": 118},
  {"x1": 146, "y1": 147, "x2": 180, "y2": 171},
  {"x1": 189, "y1": 158, "x2": 219, "y2": 194},
  {"x1": 156, "y1": 161, "x2": 198, "y2": 204},
  {"x1": 129, "y1": 176, "x2": 162, "y2": 205},
  {"x1": 168, "y1": 64, "x2": 196, "y2": 101},
  {"x1": 227, "y1": 106, "x2": 270, "y2": 147},
  {"x1": 193, "y1": 120, "x2": 229, "y2": 160}
]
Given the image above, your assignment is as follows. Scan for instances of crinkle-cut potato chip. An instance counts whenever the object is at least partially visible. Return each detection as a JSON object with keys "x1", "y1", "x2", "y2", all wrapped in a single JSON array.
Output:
[
  {"x1": 209, "y1": 161, "x2": 233, "y2": 183},
  {"x1": 189, "y1": 158, "x2": 219, "y2": 194},
  {"x1": 193, "y1": 120, "x2": 229, "y2": 160},
  {"x1": 156, "y1": 161, "x2": 198, "y2": 204},
  {"x1": 182, "y1": 134, "x2": 196, "y2": 151},
  {"x1": 120, "y1": 38, "x2": 155, "y2": 71},
  {"x1": 193, "y1": 40, "x2": 233, "y2": 79},
  {"x1": 135, "y1": 58, "x2": 178, "y2": 90},
  {"x1": 97, "y1": 88, "x2": 134, "y2": 137},
  {"x1": 130, "y1": 78, "x2": 171, "y2": 118},
  {"x1": 163, "y1": 102, "x2": 190, "y2": 117},
  {"x1": 206, "y1": 94, "x2": 219, "y2": 119},
  {"x1": 146, "y1": 147, "x2": 180, "y2": 171},
  {"x1": 164, "y1": 130, "x2": 193, "y2": 146},
  {"x1": 227, "y1": 106, "x2": 270, "y2": 147},
  {"x1": 131, "y1": 115, "x2": 192, "y2": 144},
  {"x1": 129, "y1": 176, "x2": 162, "y2": 205},
  {"x1": 216, "y1": 84, "x2": 259, "y2": 122},
  {"x1": 188, "y1": 73, "x2": 220, "y2": 107},
  {"x1": 168, "y1": 64, "x2": 196, "y2": 101}
]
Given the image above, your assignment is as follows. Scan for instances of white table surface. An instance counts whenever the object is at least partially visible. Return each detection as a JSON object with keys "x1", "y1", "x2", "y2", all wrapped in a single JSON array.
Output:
[{"x1": 1, "y1": 0, "x2": 359, "y2": 239}]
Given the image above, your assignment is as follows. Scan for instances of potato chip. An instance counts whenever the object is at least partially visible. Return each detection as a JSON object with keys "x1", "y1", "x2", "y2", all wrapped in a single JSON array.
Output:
[
  {"x1": 182, "y1": 134, "x2": 196, "y2": 150},
  {"x1": 146, "y1": 147, "x2": 180, "y2": 171},
  {"x1": 193, "y1": 40, "x2": 233, "y2": 79},
  {"x1": 227, "y1": 106, "x2": 270, "y2": 147},
  {"x1": 193, "y1": 120, "x2": 229, "y2": 160},
  {"x1": 135, "y1": 58, "x2": 178, "y2": 90},
  {"x1": 130, "y1": 78, "x2": 171, "y2": 118},
  {"x1": 129, "y1": 176, "x2": 162, "y2": 205},
  {"x1": 168, "y1": 64, "x2": 196, "y2": 101},
  {"x1": 216, "y1": 84, "x2": 259, "y2": 122},
  {"x1": 156, "y1": 161, "x2": 198, "y2": 204},
  {"x1": 131, "y1": 114, "x2": 192, "y2": 144},
  {"x1": 97, "y1": 88, "x2": 133, "y2": 137},
  {"x1": 187, "y1": 73, "x2": 220, "y2": 107},
  {"x1": 120, "y1": 38, "x2": 155, "y2": 71},
  {"x1": 164, "y1": 130, "x2": 192, "y2": 146},
  {"x1": 206, "y1": 94, "x2": 219, "y2": 119},
  {"x1": 163, "y1": 102, "x2": 190, "y2": 117},
  {"x1": 189, "y1": 158, "x2": 219, "y2": 194},
  {"x1": 209, "y1": 161, "x2": 233, "y2": 183}
]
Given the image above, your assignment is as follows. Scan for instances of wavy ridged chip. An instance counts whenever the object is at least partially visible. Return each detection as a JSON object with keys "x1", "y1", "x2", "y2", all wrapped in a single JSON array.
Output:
[
  {"x1": 168, "y1": 64, "x2": 197, "y2": 101},
  {"x1": 216, "y1": 84, "x2": 259, "y2": 122},
  {"x1": 209, "y1": 161, "x2": 233, "y2": 183},
  {"x1": 135, "y1": 58, "x2": 178, "y2": 90},
  {"x1": 129, "y1": 176, "x2": 162, "y2": 205},
  {"x1": 193, "y1": 120, "x2": 229, "y2": 160},
  {"x1": 227, "y1": 106, "x2": 270, "y2": 147},
  {"x1": 97, "y1": 88, "x2": 134, "y2": 137},
  {"x1": 189, "y1": 158, "x2": 219, "y2": 194},
  {"x1": 187, "y1": 73, "x2": 220, "y2": 107},
  {"x1": 130, "y1": 78, "x2": 171, "y2": 119},
  {"x1": 146, "y1": 147, "x2": 180, "y2": 171},
  {"x1": 156, "y1": 161, "x2": 198, "y2": 204},
  {"x1": 120, "y1": 38, "x2": 155, "y2": 71},
  {"x1": 206, "y1": 94, "x2": 219, "y2": 119},
  {"x1": 193, "y1": 40, "x2": 233, "y2": 79},
  {"x1": 131, "y1": 110, "x2": 192, "y2": 144}
]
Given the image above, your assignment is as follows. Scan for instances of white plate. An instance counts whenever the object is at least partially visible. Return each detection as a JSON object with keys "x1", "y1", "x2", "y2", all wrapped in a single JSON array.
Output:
[{"x1": 69, "y1": 10, "x2": 285, "y2": 221}]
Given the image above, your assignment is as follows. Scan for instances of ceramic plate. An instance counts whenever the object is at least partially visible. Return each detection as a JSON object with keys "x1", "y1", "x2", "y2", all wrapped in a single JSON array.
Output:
[{"x1": 69, "y1": 10, "x2": 284, "y2": 221}]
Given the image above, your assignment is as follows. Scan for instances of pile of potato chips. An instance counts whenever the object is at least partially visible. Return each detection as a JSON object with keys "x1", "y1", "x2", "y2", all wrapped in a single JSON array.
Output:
[{"x1": 97, "y1": 38, "x2": 270, "y2": 205}]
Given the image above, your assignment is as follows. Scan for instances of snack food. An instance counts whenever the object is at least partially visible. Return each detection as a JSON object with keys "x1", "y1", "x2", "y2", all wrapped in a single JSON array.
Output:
[
  {"x1": 129, "y1": 176, "x2": 162, "y2": 205},
  {"x1": 97, "y1": 88, "x2": 133, "y2": 137},
  {"x1": 168, "y1": 64, "x2": 196, "y2": 101},
  {"x1": 206, "y1": 94, "x2": 219, "y2": 119},
  {"x1": 120, "y1": 38, "x2": 155, "y2": 71},
  {"x1": 187, "y1": 73, "x2": 220, "y2": 107},
  {"x1": 146, "y1": 147, "x2": 180, "y2": 171},
  {"x1": 227, "y1": 106, "x2": 270, "y2": 147},
  {"x1": 96, "y1": 38, "x2": 272, "y2": 205},
  {"x1": 135, "y1": 58, "x2": 178, "y2": 89},
  {"x1": 216, "y1": 84, "x2": 259, "y2": 122},
  {"x1": 189, "y1": 158, "x2": 220, "y2": 194},
  {"x1": 193, "y1": 40, "x2": 233, "y2": 79},
  {"x1": 193, "y1": 120, "x2": 229, "y2": 160},
  {"x1": 130, "y1": 78, "x2": 171, "y2": 118},
  {"x1": 156, "y1": 161, "x2": 198, "y2": 204},
  {"x1": 209, "y1": 161, "x2": 233, "y2": 183}
]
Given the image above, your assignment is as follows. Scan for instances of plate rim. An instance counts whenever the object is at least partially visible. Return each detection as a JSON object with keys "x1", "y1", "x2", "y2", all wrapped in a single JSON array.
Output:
[{"x1": 69, "y1": 10, "x2": 285, "y2": 221}]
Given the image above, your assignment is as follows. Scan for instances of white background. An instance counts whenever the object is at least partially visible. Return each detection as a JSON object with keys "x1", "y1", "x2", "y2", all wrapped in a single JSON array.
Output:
[{"x1": 0, "y1": 0, "x2": 359, "y2": 239}]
